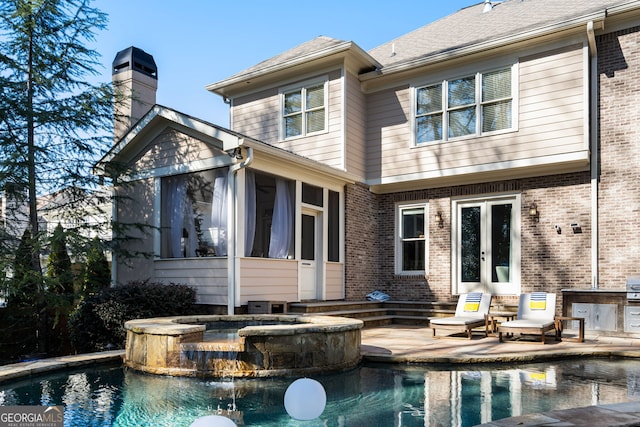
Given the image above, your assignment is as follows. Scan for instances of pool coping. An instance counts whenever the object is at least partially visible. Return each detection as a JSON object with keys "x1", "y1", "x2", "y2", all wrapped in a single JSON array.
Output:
[{"x1": 0, "y1": 350, "x2": 124, "y2": 383}]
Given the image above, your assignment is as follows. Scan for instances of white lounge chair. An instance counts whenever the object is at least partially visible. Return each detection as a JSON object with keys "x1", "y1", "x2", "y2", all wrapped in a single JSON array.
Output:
[
  {"x1": 430, "y1": 293, "x2": 492, "y2": 339},
  {"x1": 498, "y1": 292, "x2": 557, "y2": 344}
]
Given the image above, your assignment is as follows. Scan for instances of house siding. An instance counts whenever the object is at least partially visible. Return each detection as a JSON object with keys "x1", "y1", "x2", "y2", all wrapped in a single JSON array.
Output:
[
  {"x1": 597, "y1": 26, "x2": 640, "y2": 287},
  {"x1": 365, "y1": 43, "x2": 587, "y2": 183},
  {"x1": 134, "y1": 128, "x2": 219, "y2": 173},
  {"x1": 238, "y1": 258, "x2": 298, "y2": 302},
  {"x1": 154, "y1": 258, "x2": 228, "y2": 305},
  {"x1": 231, "y1": 69, "x2": 345, "y2": 168},
  {"x1": 345, "y1": 70, "x2": 366, "y2": 179},
  {"x1": 325, "y1": 262, "x2": 344, "y2": 300},
  {"x1": 231, "y1": 86, "x2": 280, "y2": 142}
]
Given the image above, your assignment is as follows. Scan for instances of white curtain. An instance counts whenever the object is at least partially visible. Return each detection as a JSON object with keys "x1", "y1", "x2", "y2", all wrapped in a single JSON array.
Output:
[
  {"x1": 211, "y1": 169, "x2": 228, "y2": 256},
  {"x1": 183, "y1": 199, "x2": 197, "y2": 258},
  {"x1": 165, "y1": 175, "x2": 197, "y2": 258},
  {"x1": 244, "y1": 170, "x2": 256, "y2": 257},
  {"x1": 268, "y1": 178, "x2": 293, "y2": 259},
  {"x1": 170, "y1": 176, "x2": 186, "y2": 257}
]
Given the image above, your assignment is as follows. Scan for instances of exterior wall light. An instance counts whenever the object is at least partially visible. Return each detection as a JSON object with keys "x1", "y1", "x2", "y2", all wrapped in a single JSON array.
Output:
[
  {"x1": 435, "y1": 211, "x2": 444, "y2": 227},
  {"x1": 529, "y1": 203, "x2": 539, "y2": 221}
]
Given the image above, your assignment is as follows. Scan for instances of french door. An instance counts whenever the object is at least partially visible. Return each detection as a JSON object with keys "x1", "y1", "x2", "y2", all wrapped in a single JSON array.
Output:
[{"x1": 454, "y1": 196, "x2": 520, "y2": 295}]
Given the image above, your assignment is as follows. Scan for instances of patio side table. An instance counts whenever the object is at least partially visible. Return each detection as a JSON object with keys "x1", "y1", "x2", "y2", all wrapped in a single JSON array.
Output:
[
  {"x1": 487, "y1": 312, "x2": 517, "y2": 336},
  {"x1": 555, "y1": 316, "x2": 585, "y2": 342}
]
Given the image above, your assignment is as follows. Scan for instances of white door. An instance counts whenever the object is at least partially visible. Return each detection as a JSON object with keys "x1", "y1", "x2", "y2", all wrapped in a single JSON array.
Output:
[
  {"x1": 455, "y1": 197, "x2": 519, "y2": 295},
  {"x1": 300, "y1": 212, "x2": 319, "y2": 300}
]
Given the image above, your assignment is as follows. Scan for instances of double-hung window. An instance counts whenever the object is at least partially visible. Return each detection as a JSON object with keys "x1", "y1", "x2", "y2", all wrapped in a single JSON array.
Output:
[
  {"x1": 282, "y1": 78, "x2": 327, "y2": 139},
  {"x1": 397, "y1": 204, "x2": 427, "y2": 274},
  {"x1": 416, "y1": 66, "x2": 513, "y2": 144}
]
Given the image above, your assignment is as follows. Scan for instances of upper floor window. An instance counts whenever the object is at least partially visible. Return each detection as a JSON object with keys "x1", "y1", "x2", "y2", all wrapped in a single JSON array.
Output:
[
  {"x1": 282, "y1": 78, "x2": 327, "y2": 139},
  {"x1": 416, "y1": 66, "x2": 513, "y2": 144}
]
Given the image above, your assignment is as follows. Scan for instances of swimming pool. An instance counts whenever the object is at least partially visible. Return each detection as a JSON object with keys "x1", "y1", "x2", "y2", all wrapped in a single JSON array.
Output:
[{"x1": 1, "y1": 358, "x2": 639, "y2": 426}]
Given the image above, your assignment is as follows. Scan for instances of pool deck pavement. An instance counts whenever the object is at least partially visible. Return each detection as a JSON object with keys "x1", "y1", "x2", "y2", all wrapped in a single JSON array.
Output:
[{"x1": 2, "y1": 324, "x2": 640, "y2": 425}]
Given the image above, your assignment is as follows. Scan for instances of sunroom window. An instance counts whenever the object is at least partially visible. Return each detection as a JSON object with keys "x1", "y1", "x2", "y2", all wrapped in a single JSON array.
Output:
[
  {"x1": 282, "y1": 80, "x2": 326, "y2": 139},
  {"x1": 161, "y1": 170, "x2": 220, "y2": 258},
  {"x1": 397, "y1": 204, "x2": 427, "y2": 273},
  {"x1": 416, "y1": 66, "x2": 513, "y2": 144}
]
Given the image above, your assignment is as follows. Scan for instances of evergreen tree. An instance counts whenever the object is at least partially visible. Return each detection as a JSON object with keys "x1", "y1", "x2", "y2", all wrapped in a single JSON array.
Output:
[
  {"x1": 9, "y1": 228, "x2": 41, "y2": 307},
  {"x1": 0, "y1": 0, "x2": 116, "y2": 355},
  {"x1": 83, "y1": 236, "x2": 110, "y2": 296},
  {"x1": 46, "y1": 223, "x2": 73, "y2": 295},
  {"x1": 0, "y1": 0, "x2": 113, "y2": 259},
  {"x1": 9, "y1": 228, "x2": 45, "y2": 355}
]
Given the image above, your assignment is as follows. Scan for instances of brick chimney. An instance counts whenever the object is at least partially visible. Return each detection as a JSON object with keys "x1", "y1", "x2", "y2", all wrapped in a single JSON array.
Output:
[{"x1": 112, "y1": 46, "x2": 157, "y2": 141}]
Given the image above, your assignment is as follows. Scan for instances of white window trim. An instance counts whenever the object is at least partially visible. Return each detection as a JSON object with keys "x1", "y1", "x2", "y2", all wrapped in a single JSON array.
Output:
[
  {"x1": 413, "y1": 63, "x2": 518, "y2": 146},
  {"x1": 395, "y1": 202, "x2": 429, "y2": 275},
  {"x1": 279, "y1": 76, "x2": 329, "y2": 141}
]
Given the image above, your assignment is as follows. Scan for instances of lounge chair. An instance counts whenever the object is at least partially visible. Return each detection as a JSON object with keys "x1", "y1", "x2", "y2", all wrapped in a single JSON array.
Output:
[
  {"x1": 498, "y1": 292, "x2": 557, "y2": 344},
  {"x1": 430, "y1": 293, "x2": 492, "y2": 339}
]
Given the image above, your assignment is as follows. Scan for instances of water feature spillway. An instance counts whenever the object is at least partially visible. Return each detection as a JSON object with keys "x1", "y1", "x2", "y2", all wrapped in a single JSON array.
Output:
[{"x1": 124, "y1": 314, "x2": 363, "y2": 377}]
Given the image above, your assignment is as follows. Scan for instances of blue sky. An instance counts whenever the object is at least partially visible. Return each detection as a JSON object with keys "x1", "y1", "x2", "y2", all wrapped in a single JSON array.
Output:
[{"x1": 91, "y1": 0, "x2": 474, "y2": 127}]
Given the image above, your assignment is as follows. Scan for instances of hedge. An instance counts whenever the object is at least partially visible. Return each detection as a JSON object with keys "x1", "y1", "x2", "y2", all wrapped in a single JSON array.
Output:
[{"x1": 68, "y1": 280, "x2": 196, "y2": 353}]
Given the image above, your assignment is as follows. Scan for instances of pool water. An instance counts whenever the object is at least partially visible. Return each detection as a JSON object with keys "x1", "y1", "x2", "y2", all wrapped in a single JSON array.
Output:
[{"x1": 1, "y1": 358, "x2": 639, "y2": 426}]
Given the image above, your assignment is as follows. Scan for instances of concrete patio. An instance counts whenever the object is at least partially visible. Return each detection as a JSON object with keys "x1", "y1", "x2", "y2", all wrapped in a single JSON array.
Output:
[{"x1": 360, "y1": 324, "x2": 640, "y2": 364}]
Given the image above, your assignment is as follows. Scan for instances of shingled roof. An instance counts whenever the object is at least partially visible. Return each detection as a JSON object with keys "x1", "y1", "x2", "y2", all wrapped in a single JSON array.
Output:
[
  {"x1": 368, "y1": 0, "x2": 631, "y2": 70},
  {"x1": 209, "y1": 0, "x2": 636, "y2": 92},
  {"x1": 222, "y1": 36, "x2": 349, "y2": 82}
]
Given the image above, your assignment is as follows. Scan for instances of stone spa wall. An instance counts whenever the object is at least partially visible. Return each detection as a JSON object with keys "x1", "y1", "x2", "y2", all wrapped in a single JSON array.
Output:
[{"x1": 124, "y1": 314, "x2": 363, "y2": 378}]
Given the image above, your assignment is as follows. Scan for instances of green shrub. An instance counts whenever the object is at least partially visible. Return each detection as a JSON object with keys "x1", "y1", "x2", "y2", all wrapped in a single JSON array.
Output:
[
  {"x1": 68, "y1": 280, "x2": 196, "y2": 353},
  {"x1": 82, "y1": 237, "x2": 110, "y2": 297}
]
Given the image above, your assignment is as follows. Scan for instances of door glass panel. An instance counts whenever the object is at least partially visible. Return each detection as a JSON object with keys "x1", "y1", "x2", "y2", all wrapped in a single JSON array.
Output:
[
  {"x1": 301, "y1": 214, "x2": 315, "y2": 260},
  {"x1": 461, "y1": 206, "x2": 481, "y2": 282},
  {"x1": 491, "y1": 204, "x2": 512, "y2": 282}
]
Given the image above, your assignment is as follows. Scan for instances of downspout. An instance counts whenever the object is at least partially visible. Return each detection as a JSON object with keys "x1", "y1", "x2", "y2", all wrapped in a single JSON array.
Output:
[
  {"x1": 227, "y1": 144, "x2": 253, "y2": 314},
  {"x1": 587, "y1": 21, "x2": 599, "y2": 289},
  {"x1": 110, "y1": 184, "x2": 118, "y2": 286}
]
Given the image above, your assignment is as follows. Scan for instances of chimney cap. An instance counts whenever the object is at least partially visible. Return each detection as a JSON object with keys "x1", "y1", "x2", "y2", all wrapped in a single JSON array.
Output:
[{"x1": 112, "y1": 46, "x2": 157, "y2": 79}]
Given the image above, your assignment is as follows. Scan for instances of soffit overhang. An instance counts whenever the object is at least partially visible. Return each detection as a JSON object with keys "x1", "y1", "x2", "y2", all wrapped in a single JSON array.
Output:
[
  {"x1": 206, "y1": 41, "x2": 380, "y2": 98},
  {"x1": 367, "y1": 151, "x2": 590, "y2": 194}
]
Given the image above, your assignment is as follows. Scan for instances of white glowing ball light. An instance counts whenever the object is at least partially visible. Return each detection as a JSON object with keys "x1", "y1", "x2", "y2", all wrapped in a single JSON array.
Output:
[
  {"x1": 189, "y1": 414, "x2": 237, "y2": 427},
  {"x1": 284, "y1": 378, "x2": 327, "y2": 421}
]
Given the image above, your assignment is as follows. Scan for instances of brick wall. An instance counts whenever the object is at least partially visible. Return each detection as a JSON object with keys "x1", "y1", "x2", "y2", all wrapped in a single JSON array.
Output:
[
  {"x1": 344, "y1": 174, "x2": 591, "y2": 307},
  {"x1": 597, "y1": 26, "x2": 640, "y2": 287},
  {"x1": 519, "y1": 173, "x2": 592, "y2": 314},
  {"x1": 344, "y1": 183, "x2": 379, "y2": 300},
  {"x1": 376, "y1": 188, "x2": 451, "y2": 302}
]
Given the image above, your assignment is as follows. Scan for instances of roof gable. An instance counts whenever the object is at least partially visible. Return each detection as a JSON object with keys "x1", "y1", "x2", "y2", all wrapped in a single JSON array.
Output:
[{"x1": 96, "y1": 105, "x2": 253, "y2": 177}]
